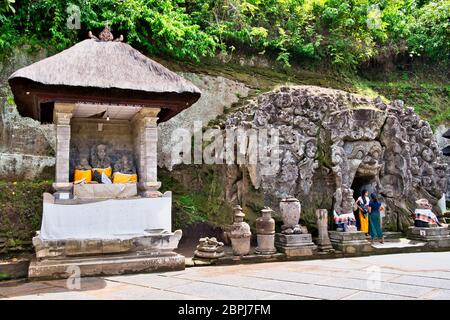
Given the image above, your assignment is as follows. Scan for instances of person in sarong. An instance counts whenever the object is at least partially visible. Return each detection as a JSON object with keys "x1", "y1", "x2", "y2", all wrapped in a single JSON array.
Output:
[
  {"x1": 355, "y1": 189, "x2": 370, "y2": 234},
  {"x1": 368, "y1": 192, "x2": 384, "y2": 244}
]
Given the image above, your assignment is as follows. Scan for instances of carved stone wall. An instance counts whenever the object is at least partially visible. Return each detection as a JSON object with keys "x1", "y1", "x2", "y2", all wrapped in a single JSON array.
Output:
[{"x1": 225, "y1": 86, "x2": 448, "y2": 232}]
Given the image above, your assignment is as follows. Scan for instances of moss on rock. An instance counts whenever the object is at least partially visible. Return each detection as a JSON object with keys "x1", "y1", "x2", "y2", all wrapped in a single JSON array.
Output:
[{"x1": 0, "y1": 180, "x2": 52, "y2": 254}]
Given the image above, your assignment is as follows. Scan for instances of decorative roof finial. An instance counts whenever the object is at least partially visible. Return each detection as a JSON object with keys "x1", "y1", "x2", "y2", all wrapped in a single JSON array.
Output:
[
  {"x1": 88, "y1": 25, "x2": 123, "y2": 42},
  {"x1": 99, "y1": 26, "x2": 114, "y2": 41}
]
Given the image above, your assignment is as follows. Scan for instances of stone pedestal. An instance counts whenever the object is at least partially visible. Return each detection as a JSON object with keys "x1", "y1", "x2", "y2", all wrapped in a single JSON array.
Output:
[
  {"x1": 407, "y1": 226, "x2": 450, "y2": 248},
  {"x1": 255, "y1": 235, "x2": 276, "y2": 255},
  {"x1": 73, "y1": 183, "x2": 138, "y2": 199},
  {"x1": 275, "y1": 233, "x2": 317, "y2": 257},
  {"x1": 315, "y1": 209, "x2": 334, "y2": 252},
  {"x1": 328, "y1": 231, "x2": 373, "y2": 255},
  {"x1": 29, "y1": 231, "x2": 184, "y2": 280}
]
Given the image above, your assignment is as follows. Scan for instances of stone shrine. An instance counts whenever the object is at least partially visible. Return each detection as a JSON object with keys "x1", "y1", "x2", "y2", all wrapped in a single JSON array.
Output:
[{"x1": 8, "y1": 27, "x2": 201, "y2": 279}]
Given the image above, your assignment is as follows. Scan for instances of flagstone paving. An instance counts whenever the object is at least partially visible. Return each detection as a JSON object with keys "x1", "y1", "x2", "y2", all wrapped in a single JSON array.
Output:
[{"x1": 1, "y1": 252, "x2": 450, "y2": 300}]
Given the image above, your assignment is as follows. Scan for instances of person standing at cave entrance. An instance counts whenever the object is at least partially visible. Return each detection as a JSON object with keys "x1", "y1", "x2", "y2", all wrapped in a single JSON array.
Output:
[
  {"x1": 356, "y1": 189, "x2": 370, "y2": 235},
  {"x1": 368, "y1": 193, "x2": 384, "y2": 244}
]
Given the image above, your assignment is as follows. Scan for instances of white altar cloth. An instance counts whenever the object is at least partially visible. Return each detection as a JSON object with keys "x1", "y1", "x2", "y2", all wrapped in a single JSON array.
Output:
[{"x1": 40, "y1": 197, "x2": 171, "y2": 240}]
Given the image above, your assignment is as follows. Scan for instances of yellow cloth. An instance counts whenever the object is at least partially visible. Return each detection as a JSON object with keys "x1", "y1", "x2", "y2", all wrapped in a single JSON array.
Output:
[
  {"x1": 92, "y1": 167, "x2": 112, "y2": 178},
  {"x1": 359, "y1": 209, "x2": 369, "y2": 233},
  {"x1": 113, "y1": 172, "x2": 138, "y2": 184},
  {"x1": 74, "y1": 169, "x2": 92, "y2": 184}
]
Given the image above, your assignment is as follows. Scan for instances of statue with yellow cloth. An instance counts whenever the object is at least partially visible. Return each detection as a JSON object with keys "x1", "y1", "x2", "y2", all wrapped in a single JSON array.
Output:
[
  {"x1": 113, "y1": 155, "x2": 138, "y2": 184},
  {"x1": 90, "y1": 144, "x2": 112, "y2": 183},
  {"x1": 73, "y1": 156, "x2": 93, "y2": 184}
]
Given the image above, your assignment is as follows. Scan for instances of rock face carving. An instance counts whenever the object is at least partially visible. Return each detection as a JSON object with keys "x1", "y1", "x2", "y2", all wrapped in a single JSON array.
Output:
[{"x1": 225, "y1": 86, "x2": 448, "y2": 231}]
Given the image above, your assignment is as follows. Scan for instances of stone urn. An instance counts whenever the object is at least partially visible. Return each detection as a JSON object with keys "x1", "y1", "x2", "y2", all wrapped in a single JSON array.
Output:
[
  {"x1": 280, "y1": 197, "x2": 302, "y2": 234},
  {"x1": 229, "y1": 205, "x2": 251, "y2": 256},
  {"x1": 255, "y1": 207, "x2": 276, "y2": 254}
]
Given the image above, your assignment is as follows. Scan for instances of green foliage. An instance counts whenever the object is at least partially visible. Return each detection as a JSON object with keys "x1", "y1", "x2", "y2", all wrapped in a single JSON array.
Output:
[
  {"x1": 0, "y1": 0, "x2": 219, "y2": 61},
  {"x1": 1, "y1": 0, "x2": 448, "y2": 69},
  {"x1": 0, "y1": 180, "x2": 53, "y2": 254},
  {"x1": 406, "y1": 0, "x2": 450, "y2": 61},
  {"x1": 363, "y1": 81, "x2": 450, "y2": 128},
  {"x1": 0, "y1": 273, "x2": 12, "y2": 281}
]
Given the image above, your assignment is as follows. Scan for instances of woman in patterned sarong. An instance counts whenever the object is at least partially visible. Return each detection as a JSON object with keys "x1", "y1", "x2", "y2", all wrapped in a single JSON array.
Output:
[{"x1": 355, "y1": 189, "x2": 370, "y2": 235}]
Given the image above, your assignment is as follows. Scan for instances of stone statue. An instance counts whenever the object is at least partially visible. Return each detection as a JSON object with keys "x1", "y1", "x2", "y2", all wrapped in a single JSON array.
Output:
[
  {"x1": 75, "y1": 157, "x2": 92, "y2": 170},
  {"x1": 91, "y1": 144, "x2": 112, "y2": 168},
  {"x1": 114, "y1": 155, "x2": 136, "y2": 174},
  {"x1": 333, "y1": 187, "x2": 357, "y2": 232}
]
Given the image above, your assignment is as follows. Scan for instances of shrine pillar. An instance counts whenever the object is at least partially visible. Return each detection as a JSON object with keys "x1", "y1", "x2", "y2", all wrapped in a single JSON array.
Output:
[
  {"x1": 52, "y1": 103, "x2": 74, "y2": 198},
  {"x1": 132, "y1": 107, "x2": 161, "y2": 196}
]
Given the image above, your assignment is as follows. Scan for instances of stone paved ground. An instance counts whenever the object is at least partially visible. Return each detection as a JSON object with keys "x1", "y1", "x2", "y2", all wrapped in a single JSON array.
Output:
[{"x1": 1, "y1": 252, "x2": 450, "y2": 300}]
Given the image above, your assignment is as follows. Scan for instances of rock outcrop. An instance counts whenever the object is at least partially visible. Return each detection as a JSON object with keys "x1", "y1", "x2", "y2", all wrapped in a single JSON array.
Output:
[{"x1": 225, "y1": 86, "x2": 448, "y2": 231}]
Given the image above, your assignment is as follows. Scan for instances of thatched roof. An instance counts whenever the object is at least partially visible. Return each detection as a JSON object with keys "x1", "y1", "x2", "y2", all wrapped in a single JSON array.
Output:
[{"x1": 8, "y1": 32, "x2": 201, "y2": 123}]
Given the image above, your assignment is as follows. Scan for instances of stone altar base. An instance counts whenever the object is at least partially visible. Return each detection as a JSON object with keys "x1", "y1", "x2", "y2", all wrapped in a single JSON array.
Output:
[
  {"x1": 29, "y1": 252, "x2": 185, "y2": 280},
  {"x1": 275, "y1": 233, "x2": 317, "y2": 257},
  {"x1": 29, "y1": 231, "x2": 184, "y2": 280},
  {"x1": 407, "y1": 227, "x2": 450, "y2": 249},
  {"x1": 328, "y1": 231, "x2": 373, "y2": 255}
]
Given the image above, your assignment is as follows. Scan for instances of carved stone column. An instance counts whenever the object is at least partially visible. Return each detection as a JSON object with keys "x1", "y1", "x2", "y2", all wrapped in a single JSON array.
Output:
[
  {"x1": 132, "y1": 108, "x2": 161, "y2": 196},
  {"x1": 52, "y1": 103, "x2": 74, "y2": 198},
  {"x1": 315, "y1": 209, "x2": 334, "y2": 252}
]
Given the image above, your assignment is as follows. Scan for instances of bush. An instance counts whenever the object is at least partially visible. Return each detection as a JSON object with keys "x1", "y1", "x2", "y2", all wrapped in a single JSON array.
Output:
[{"x1": 0, "y1": 0, "x2": 448, "y2": 69}]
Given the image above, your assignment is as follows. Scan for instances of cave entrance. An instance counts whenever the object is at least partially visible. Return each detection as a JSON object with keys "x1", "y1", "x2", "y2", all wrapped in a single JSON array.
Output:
[
  {"x1": 351, "y1": 176, "x2": 376, "y2": 200},
  {"x1": 351, "y1": 176, "x2": 377, "y2": 231}
]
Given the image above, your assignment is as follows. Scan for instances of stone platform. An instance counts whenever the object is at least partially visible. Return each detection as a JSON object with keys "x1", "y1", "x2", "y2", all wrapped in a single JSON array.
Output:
[
  {"x1": 407, "y1": 226, "x2": 450, "y2": 249},
  {"x1": 73, "y1": 183, "x2": 138, "y2": 199},
  {"x1": 383, "y1": 231, "x2": 403, "y2": 242},
  {"x1": 328, "y1": 231, "x2": 373, "y2": 255},
  {"x1": 28, "y1": 252, "x2": 185, "y2": 280},
  {"x1": 29, "y1": 231, "x2": 184, "y2": 280},
  {"x1": 275, "y1": 233, "x2": 317, "y2": 257}
]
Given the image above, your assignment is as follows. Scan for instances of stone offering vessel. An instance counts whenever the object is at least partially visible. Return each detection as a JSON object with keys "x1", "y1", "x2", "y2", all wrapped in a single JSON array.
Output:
[
  {"x1": 194, "y1": 237, "x2": 225, "y2": 259},
  {"x1": 229, "y1": 205, "x2": 251, "y2": 256},
  {"x1": 280, "y1": 197, "x2": 302, "y2": 234},
  {"x1": 255, "y1": 207, "x2": 276, "y2": 255}
]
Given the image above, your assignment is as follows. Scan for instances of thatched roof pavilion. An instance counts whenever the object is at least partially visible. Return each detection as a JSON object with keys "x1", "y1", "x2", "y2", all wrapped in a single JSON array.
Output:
[{"x1": 8, "y1": 27, "x2": 201, "y2": 123}]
